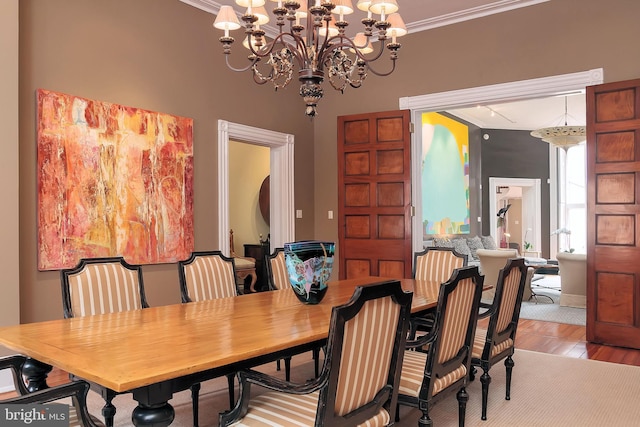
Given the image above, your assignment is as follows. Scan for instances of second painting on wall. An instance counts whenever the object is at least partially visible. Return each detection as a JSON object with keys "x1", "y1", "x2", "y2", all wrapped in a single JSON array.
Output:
[{"x1": 421, "y1": 112, "x2": 470, "y2": 237}]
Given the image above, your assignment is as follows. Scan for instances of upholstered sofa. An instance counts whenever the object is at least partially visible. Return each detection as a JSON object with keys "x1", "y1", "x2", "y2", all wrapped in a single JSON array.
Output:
[{"x1": 556, "y1": 252, "x2": 587, "y2": 308}]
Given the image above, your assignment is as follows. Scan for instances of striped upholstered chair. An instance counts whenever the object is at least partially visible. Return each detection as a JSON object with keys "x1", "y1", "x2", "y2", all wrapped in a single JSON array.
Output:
[
  {"x1": 265, "y1": 247, "x2": 323, "y2": 381},
  {"x1": 0, "y1": 355, "x2": 104, "y2": 427},
  {"x1": 219, "y1": 280, "x2": 413, "y2": 427},
  {"x1": 413, "y1": 247, "x2": 468, "y2": 282},
  {"x1": 178, "y1": 250, "x2": 240, "y2": 302},
  {"x1": 178, "y1": 250, "x2": 241, "y2": 418},
  {"x1": 410, "y1": 247, "x2": 468, "y2": 339},
  {"x1": 60, "y1": 257, "x2": 149, "y2": 427},
  {"x1": 397, "y1": 266, "x2": 484, "y2": 427},
  {"x1": 470, "y1": 257, "x2": 528, "y2": 420}
]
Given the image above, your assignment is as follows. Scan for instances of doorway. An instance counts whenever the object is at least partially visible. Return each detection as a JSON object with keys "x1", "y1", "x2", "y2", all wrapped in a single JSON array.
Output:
[
  {"x1": 489, "y1": 177, "x2": 542, "y2": 256},
  {"x1": 217, "y1": 120, "x2": 295, "y2": 254},
  {"x1": 402, "y1": 68, "x2": 603, "y2": 254}
]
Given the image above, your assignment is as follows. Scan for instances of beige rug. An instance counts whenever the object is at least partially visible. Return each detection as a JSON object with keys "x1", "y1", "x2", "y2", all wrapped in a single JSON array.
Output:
[{"x1": 87, "y1": 349, "x2": 640, "y2": 426}]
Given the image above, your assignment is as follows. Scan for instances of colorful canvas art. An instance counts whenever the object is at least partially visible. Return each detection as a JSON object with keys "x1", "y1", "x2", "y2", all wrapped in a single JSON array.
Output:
[
  {"x1": 37, "y1": 89, "x2": 194, "y2": 270},
  {"x1": 421, "y1": 112, "x2": 470, "y2": 236}
]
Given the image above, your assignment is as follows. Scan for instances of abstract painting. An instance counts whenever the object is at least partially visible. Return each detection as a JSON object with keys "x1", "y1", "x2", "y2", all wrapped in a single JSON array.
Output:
[
  {"x1": 421, "y1": 112, "x2": 470, "y2": 236},
  {"x1": 37, "y1": 89, "x2": 194, "y2": 270}
]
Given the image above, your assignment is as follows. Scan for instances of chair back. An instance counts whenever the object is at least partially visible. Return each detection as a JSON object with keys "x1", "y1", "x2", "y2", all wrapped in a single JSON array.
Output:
[
  {"x1": 478, "y1": 258, "x2": 528, "y2": 361},
  {"x1": 423, "y1": 266, "x2": 483, "y2": 400},
  {"x1": 265, "y1": 248, "x2": 288, "y2": 290},
  {"x1": 178, "y1": 251, "x2": 239, "y2": 302},
  {"x1": 413, "y1": 247, "x2": 467, "y2": 283},
  {"x1": 61, "y1": 257, "x2": 148, "y2": 318},
  {"x1": 319, "y1": 280, "x2": 413, "y2": 425}
]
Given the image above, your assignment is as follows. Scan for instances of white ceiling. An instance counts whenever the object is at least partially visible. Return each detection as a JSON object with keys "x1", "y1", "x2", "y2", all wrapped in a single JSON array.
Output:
[{"x1": 181, "y1": 0, "x2": 584, "y2": 130}]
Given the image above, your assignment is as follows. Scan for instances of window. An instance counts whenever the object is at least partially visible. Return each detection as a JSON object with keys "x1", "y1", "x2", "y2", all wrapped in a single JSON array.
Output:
[{"x1": 557, "y1": 144, "x2": 586, "y2": 253}]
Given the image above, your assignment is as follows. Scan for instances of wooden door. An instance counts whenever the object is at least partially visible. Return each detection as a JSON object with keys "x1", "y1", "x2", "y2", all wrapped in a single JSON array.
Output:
[
  {"x1": 337, "y1": 110, "x2": 412, "y2": 279},
  {"x1": 587, "y1": 78, "x2": 640, "y2": 349}
]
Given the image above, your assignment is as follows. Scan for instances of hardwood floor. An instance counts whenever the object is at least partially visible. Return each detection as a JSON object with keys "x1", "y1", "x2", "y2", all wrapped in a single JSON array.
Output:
[
  {"x1": 515, "y1": 318, "x2": 640, "y2": 366},
  {"x1": 2, "y1": 318, "x2": 640, "y2": 402}
]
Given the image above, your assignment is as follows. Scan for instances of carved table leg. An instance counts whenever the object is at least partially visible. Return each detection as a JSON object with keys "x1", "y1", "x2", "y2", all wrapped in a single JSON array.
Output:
[
  {"x1": 21, "y1": 357, "x2": 52, "y2": 392},
  {"x1": 131, "y1": 402, "x2": 175, "y2": 427}
]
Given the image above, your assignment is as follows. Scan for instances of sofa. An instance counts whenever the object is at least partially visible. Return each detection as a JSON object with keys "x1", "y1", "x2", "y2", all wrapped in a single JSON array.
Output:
[
  {"x1": 556, "y1": 252, "x2": 587, "y2": 308},
  {"x1": 475, "y1": 248, "x2": 519, "y2": 300}
]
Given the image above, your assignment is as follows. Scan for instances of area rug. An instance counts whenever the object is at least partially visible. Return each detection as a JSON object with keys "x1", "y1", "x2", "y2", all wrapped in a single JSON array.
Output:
[
  {"x1": 519, "y1": 275, "x2": 586, "y2": 326},
  {"x1": 86, "y1": 349, "x2": 640, "y2": 426}
]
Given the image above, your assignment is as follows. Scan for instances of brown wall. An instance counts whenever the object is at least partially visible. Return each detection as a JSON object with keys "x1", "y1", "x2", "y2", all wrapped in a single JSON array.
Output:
[
  {"x1": 18, "y1": 0, "x2": 314, "y2": 323},
  {"x1": 0, "y1": 0, "x2": 20, "y2": 355},
  {"x1": 12, "y1": 0, "x2": 640, "y2": 324},
  {"x1": 313, "y1": 0, "x2": 640, "y2": 266}
]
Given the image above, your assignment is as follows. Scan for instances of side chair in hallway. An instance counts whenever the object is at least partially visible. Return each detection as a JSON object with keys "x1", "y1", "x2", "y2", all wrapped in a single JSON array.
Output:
[
  {"x1": 60, "y1": 257, "x2": 149, "y2": 427},
  {"x1": 470, "y1": 257, "x2": 528, "y2": 420}
]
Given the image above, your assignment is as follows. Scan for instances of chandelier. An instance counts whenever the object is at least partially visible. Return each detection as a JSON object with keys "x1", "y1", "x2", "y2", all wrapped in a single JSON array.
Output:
[
  {"x1": 530, "y1": 96, "x2": 586, "y2": 150},
  {"x1": 213, "y1": 0, "x2": 406, "y2": 117}
]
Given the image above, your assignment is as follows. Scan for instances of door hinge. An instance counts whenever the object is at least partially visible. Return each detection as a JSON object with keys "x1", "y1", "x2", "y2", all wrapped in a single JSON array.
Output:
[
  {"x1": 410, "y1": 205, "x2": 415, "y2": 217},
  {"x1": 409, "y1": 122, "x2": 415, "y2": 133}
]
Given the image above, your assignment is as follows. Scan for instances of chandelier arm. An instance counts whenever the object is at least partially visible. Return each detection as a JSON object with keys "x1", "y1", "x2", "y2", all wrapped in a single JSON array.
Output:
[
  {"x1": 224, "y1": 54, "x2": 261, "y2": 73},
  {"x1": 363, "y1": 58, "x2": 398, "y2": 77}
]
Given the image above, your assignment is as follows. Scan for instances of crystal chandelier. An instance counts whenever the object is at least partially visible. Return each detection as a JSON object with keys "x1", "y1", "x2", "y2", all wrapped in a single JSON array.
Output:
[
  {"x1": 530, "y1": 96, "x2": 586, "y2": 150},
  {"x1": 213, "y1": 0, "x2": 406, "y2": 117}
]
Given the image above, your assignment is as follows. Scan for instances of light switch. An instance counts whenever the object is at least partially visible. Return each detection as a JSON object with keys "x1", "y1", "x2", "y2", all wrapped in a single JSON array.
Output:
[
  {"x1": 296, "y1": 209, "x2": 303, "y2": 219},
  {"x1": 328, "y1": 210, "x2": 334, "y2": 220}
]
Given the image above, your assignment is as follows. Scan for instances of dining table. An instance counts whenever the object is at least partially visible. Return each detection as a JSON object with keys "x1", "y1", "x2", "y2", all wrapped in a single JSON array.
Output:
[{"x1": 0, "y1": 276, "x2": 443, "y2": 426}]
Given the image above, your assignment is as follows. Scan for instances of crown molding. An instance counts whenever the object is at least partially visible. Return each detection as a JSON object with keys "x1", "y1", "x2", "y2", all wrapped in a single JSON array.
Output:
[{"x1": 407, "y1": 0, "x2": 550, "y2": 33}]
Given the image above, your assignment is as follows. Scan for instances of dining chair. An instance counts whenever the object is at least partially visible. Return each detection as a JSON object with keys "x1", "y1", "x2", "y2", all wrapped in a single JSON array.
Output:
[
  {"x1": 178, "y1": 250, "x2": 241, "y2": 302},
  {"x1": 177, "y1": 250, "x2": 242, "y2": 421},
  {"x1": 410, "y1": 247, "x2": 468, "y2": 340},
  {"x1": 396, "y1": 265, "x2": 484, "y2": 427},
  {"x1": 1, "y1": 355, "x2": 104, "y2": 427},
  {"x1": 60, "y1": 256, "x2": 149, "y2": 427},
  {"x1": 264, "y1": 247, "x2": 323, "y2": 381},
  {"x1": 219, "y1": 279, "x2": 413, "y2": 427},
  {"x1": 470, "y1": 257, "x2": 528, "y2": 420}
]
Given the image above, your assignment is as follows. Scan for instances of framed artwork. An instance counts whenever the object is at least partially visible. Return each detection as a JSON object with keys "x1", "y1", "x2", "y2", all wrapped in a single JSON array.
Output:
[
  {"x1": 421, "y1": 112, "x2": 470, "y2": 236},
  {"x1": 37, "y1": 89, "x2": 194, "y2": 270}
]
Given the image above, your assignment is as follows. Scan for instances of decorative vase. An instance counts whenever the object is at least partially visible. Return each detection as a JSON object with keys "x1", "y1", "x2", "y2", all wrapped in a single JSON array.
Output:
[{"x1": 284, "y1": 241, "x2": 335, "y2": 305}]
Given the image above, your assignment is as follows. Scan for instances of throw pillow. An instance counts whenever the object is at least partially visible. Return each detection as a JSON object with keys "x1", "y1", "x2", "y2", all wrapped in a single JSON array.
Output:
[
  {"x1": 433, "y1": 237, "x2": 453, "y2": 248},
  {"x1": 481, "y1": 235, "x2": 497, "y2": 250},
  {"x1": 451, "y1": 238, "x2": 472, "y2": 258},
  {"x1": 466, "y1": 235, "x2": 484, "y2": 261}
]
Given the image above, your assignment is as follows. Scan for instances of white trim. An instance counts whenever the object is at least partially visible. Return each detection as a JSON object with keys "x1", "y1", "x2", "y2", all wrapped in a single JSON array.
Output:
[
  {"x1": 217, "y1": 120, "x2": 295, "y2": 255},
  {"x1": 408, "y1": 0, "x2": 550, "y2": 33},
  {"x1": 399, "y1": 69, "x2": 603, "y2": 111},
  {"x1": 402, "y1": 68, "x2": 603, "y2": 256}
]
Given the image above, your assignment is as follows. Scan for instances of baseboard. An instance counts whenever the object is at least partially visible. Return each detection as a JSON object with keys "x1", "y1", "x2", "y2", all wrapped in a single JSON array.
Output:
[{"x1": 560, "y1": 293, "x2": 586, "y2": 308}]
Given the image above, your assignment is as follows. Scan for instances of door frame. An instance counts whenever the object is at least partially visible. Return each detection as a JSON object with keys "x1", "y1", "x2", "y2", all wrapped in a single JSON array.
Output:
[
  {"x1": 217, "y1": 120, "x2": 295, "y2": 254},
  {"x1": 400, "y1": 68, "x2": 603, "y2": 254}
]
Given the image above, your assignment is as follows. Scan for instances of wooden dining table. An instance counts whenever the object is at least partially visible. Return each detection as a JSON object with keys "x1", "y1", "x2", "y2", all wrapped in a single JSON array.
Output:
[{"x1": 0, "y1": 276, "x2": 442, "y2": 426}]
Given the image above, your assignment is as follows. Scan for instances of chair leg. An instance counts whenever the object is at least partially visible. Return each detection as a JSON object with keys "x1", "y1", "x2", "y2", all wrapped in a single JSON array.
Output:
[
  {"x1": 227, "y1": 374, "x2": 235, "y2": 408},
  {"x1": 457, "y1": 387, "x2": 469, "y2": 427},
  {"x1": 480, "y1": 369, "x2": 492, "y2": 421},
  {"x1": 276, "y1": 359, "x2": 281, "y2": 371},
  {"x1": 469, "y1": 366, "x2": 476, "y2": 382},
  {"x1": 505, "y1": 355, "x2": 514, "y2": 401},
  {"x1": 284, "y1": 357, "x2": 292, "y2": 382},
  {"x1": 190, "y1": 383, "x2": 200, "y2": 427},
  {"x1": 418, "y1": 412, "x2": 433, "y2": 427}
]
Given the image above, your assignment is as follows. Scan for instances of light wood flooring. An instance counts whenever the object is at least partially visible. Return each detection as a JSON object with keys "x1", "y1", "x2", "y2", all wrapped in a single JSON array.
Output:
[{"x1": 2, "y1": 318, "x2": 640, "y2": 402}]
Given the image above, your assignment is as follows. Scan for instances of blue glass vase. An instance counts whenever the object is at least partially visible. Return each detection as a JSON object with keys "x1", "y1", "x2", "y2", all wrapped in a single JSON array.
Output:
[{"x1": 284, "y1": 241, "x2": 335, "y2": 304}]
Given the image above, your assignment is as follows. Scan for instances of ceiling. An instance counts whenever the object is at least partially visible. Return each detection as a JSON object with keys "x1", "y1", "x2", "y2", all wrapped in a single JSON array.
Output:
[{"x1": 181, "y1": 0, "x2": 585, "y2": 130}]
